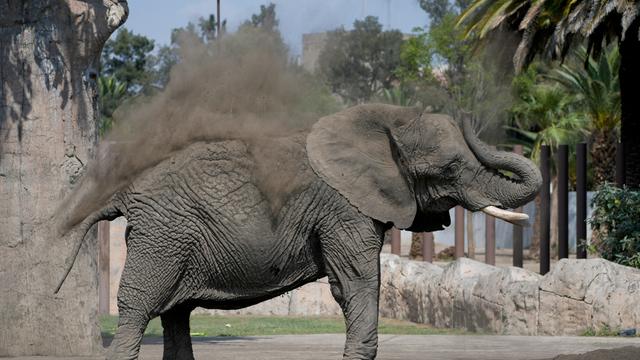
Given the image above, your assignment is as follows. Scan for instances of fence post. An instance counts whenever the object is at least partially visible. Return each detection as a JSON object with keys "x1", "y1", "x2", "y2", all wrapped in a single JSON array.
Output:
[
  {"x1": 576, "y1": 143, "x2": 588, "y2": 259},
  {"x1": 422, "y1": 232, "x2": 434, "y2": 263},
  {"x1": 485, "y1": 213, "x2": 495, "y2": 265},
  {"x1": 557, "y1": 145, "x2": 569, "y2": 259},
  {"x1": 98, "y1": 220, "x2": 110, "y2": 315},
  {"x1": 455, "y1": 206, "x2": 464, "y2": 259},
  {"x1": 616, "y1": 142, "x2": 625, "y2": 187},
  {"x1": 513, "y1": 145, "x2": 524, "y2": 267},
  {"x1": 540, "y1": 145, "x2": 551, "y2": 274},
  {"x1": 391, "y1": 227, "x2": 401, "y2": 256}
]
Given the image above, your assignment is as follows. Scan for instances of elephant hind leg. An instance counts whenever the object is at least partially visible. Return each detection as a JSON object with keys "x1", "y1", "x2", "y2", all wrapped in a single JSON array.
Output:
[{"x1": 161, "y1": 307, "x2": 195, "y2": 360}]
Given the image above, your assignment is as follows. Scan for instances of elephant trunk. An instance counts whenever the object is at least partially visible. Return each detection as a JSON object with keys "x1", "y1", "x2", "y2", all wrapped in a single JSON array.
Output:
[{"x1": 462, "y1": 118, "x2": 542, "y2": 211}]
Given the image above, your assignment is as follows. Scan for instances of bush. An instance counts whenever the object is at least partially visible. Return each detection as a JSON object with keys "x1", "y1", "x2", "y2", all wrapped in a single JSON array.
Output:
[{"x1": 589, "y1": 184, "x2": 640, "y2": 268}]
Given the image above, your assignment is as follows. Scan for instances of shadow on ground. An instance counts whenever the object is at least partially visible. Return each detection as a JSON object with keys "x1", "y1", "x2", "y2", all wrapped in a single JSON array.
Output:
[
  {"x1": 543, "y1": 346, "x2": 640, "y2": 360},
  {"x1": 102, "y1": 335, "x2": 260, "y2": 347}
]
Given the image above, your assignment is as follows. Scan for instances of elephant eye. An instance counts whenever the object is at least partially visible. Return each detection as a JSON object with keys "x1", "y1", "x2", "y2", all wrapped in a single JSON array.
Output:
[{"x1": 442, "y1": 162, "x2": 460, "y2": 179}]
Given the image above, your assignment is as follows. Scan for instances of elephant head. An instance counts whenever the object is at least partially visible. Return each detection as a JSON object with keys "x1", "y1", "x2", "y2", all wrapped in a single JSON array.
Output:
[{"x1": 306, "y1": 104, "x2": 541, "y2": 231}]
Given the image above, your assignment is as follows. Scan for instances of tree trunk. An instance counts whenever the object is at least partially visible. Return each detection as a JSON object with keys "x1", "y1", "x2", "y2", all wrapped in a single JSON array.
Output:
[
  {"x1": 410, "y1": 232, "x2": 421, "y2": 259},
  {"x1": 620, "y1": 20, "x2": 640, "y2": 188},
  {"x1": 590, "y1": 129, "x2": 617, "y2": 185},
  {"x1": 528, "y1": 193, "x2": 541, "y2": 259},
  {"x1": 0, "y1": 1, "x2": 127, "y2": 356}
]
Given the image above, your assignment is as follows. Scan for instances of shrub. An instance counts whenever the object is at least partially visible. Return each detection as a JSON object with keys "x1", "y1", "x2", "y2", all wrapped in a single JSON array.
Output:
[{"x1": 589, "y1": 184, "x2": 640, "y2": 268}]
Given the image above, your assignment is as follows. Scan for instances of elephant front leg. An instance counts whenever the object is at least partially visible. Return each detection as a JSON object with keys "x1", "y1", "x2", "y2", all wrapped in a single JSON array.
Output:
[{"x1": 321, "y1": 219, "x2": 384, "y2": 360}]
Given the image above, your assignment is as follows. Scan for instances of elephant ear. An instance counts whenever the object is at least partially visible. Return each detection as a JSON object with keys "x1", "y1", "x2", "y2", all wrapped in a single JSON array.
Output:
[{"x1": 306, "y1": 104, "x2": 421, "y2": 229}]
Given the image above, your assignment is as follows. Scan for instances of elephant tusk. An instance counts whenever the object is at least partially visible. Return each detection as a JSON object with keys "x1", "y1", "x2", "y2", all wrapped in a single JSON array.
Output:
[{"x1": 481, "y1": 206, "x2": 530, "y2": 227}]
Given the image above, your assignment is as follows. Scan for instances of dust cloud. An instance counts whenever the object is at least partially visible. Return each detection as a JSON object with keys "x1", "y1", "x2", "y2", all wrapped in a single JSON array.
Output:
[{"x1": 57, "y1": 28, "x2": 339, "y2": 232}]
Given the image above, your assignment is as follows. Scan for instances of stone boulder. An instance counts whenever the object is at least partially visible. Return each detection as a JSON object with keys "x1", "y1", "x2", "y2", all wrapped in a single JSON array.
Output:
[
  {"x1": 538, "y1": 258, "x2": 640, "y2": 335},
  {"x1": 379, "y1": 253, "x2": 443, "y2": 323}
]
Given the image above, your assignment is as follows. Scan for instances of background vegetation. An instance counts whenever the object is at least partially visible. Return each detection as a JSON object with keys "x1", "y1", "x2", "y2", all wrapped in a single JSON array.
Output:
[{"x1": 98, "y1": 1, "x2": 637, "y2": 263}]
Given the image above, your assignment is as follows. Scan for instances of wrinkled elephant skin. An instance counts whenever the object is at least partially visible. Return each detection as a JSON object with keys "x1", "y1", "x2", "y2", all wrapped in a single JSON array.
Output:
[{"x1": 61, "y1": 104, "x2": 541, "y2": 360}]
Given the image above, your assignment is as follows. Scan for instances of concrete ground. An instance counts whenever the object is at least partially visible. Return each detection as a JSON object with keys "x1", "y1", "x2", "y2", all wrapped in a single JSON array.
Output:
[{"x1": 11, "y1": 335, "x2": 640, "y2": 360}]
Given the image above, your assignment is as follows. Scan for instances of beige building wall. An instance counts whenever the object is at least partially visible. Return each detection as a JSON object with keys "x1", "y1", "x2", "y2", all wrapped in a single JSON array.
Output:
[{"x1": 302, "y1": 32, "x2": 329, "y2": 73}]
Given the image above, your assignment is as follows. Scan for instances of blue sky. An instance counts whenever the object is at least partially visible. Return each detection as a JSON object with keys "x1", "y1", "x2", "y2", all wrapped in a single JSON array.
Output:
[{"x1": 125, "y1": 0, "x2": 429, "y2": 56}]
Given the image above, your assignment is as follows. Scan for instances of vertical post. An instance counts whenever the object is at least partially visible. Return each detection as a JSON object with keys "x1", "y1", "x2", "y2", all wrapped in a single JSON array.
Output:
[
  {"x1": 576, "y1": 143, "x2": 588, "y2": 259},
  {"x1": 540, "y1": 145, "x2": 551, "y2": 275},
  {"x1": 616, "y1": 142, "x2": 625, "y2": 187},
  {"x1": 391, "y1": 227, "x2": 401, "y2": 256},
  {"x1": 466, "y1": 210, "x2": 475, "y2": 259},
  {"x1": 485, "y1": 213, "x2": 495, "y2": 265},
  {"x1": 557, "y1": 145, "x2": 569, "y2": 259},
  {"x1": 216, "y1": 0, "x2": 221, "y2": 36},
  {"x1": 98, "y1": 220, "x2": 110, "y2": 315},
  {"x1": 512, "y1": 145, "x2": 524, "y2": 267},
  {"x1": 422, "y1": 232, "x2": 434, "y2": 263},
  {"x1": 455, "y1": 206, "x2": 464, "y2": 259}
]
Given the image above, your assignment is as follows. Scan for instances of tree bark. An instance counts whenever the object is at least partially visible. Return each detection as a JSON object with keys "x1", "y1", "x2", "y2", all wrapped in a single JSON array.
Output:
[
  {"x1": 0, "y1": 1, "x2": 127, "y2": 356},
  {"x1": 620, "y1": 20, "x2": 640, "y2": 188}
]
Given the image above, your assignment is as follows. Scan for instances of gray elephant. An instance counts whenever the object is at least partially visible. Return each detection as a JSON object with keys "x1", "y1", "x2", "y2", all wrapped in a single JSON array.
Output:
[{"x1": 57, "y1": 104, "x2": 541, "y2": 359}]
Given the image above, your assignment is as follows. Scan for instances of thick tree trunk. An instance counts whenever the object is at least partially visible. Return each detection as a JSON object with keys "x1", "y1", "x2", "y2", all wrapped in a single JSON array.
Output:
[
  {"x1": 620, "y1": 20, "x2": 640, "y2": 188},
  {"x1": 0, "y1": 1, "x2": 127, "y2": 356},
  {"x1": 590, "y1": 129, "x2": 617, "y2": 185}
]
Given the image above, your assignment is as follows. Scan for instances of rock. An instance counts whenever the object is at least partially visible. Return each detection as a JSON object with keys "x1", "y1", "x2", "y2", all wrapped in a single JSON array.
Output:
[
  {"x1": 470, "y1": 266, "x2": 540, "y2": 334},
  {"x1": 437, "y1": 258, "x2": 500, "y2": 329},
  {"x1": 289, "y1": 278, "x2": 342, "y2": 316},
  {"x1": 538, "y1": 258, "x2": 640, "y2": 335},
  {"x1": 379, "y1": 254, "x2": 442, "y2": 323}
]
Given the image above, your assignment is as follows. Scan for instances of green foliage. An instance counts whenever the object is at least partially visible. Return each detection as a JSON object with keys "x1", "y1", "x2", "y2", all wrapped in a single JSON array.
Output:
[
  {"x1": 376, "y1": 87, "x2": 417, "y2": 107},
  {"x1": 458, "y1": 0, "x2": 639, "y2": 70},
  {"x1": 100, "y1": 315, "x2": 465, "y2": 337},
  {"x1": 590, "y1": 184, "x2": 640, "y2": 269},
  {"x1": 318, "y1": 16, "x2": 404, "y2": 104},
  {"x1": 548, "y1": 46, "x2": 620, "y2": 133},
  {"x1": 98, "y1": 75, "x2": 128, "y2": 135},
  {"x1": 508, "y1": 64, "x2": 588, "y2": 161},
  {"x1": 101, "y1": 28, "x2": 155, "y2": 94},
  {"x1": 581, "y1": 324, "x2": 621, "y2": 337}
]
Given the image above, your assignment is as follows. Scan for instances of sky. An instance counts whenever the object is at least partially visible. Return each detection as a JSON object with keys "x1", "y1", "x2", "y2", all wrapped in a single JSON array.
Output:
[{"x1": 125, "y1": 0, "x2": 429, "y2": 56}]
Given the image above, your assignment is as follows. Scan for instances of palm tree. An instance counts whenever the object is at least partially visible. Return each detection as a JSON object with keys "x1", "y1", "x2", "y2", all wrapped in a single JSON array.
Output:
[
  {"x1": 459, "y1": 0, "x2": 640, "y2": 188},
  {"x1": 548, "y1": 46, "x2": 620, "y2": 184},
  {"x1": 98, "y1": 75, "x2": 128, "y2": 135}
]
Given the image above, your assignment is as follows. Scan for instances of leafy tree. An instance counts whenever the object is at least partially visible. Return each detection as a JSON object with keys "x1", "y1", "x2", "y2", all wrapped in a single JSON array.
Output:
[
  {"x1": 246, "y1": 3, "x2": 279, "y2": 33},
  {"x1": 590, "y1": 184, "x2": 640, "y2": 268},
  {"x1": 458, "y1": 0, "x2": 640, "y2": 187},
  {"x1": 548, "y1": 46, "x2": 620, "y2": 185},
  {"x1": 101, "y1": 28, "x2": 155, "y2": 94},
  {"x1": 98, "y1": 75, "x2": 127, "y2": 135},
  {"x1": 509, "y1": 66, "x2": 588, "y2": 161},
  {"x1": 318, "y1": 16, "x2": 404, "y2": 103}
]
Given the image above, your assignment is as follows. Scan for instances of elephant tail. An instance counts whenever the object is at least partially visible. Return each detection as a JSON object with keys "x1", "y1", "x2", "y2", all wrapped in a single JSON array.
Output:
[{"x1": 53, "y1": 203, "x2": 122, "y2": 294}]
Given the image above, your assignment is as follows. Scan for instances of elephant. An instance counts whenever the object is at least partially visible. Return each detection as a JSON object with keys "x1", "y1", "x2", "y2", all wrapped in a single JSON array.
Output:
[{"x1": 56, "y1": 103, "x2": 541, "y2": 360}]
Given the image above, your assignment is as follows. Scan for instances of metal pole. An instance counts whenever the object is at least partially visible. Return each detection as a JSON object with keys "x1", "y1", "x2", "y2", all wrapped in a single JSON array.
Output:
[
  {"x1": 557, "y1": 145, "x2": 569, "y2": 259},
  {"x1": 391, "y1": 227, "x2": 401, "y2": 255},
  {"x1": 455, "y1": 206, "x2": 464, "y2": 258},
  {"x1": 98, "y1": 220, "x2": 110, "y2": 315},
  {"x1": 513, "y1": 145, "x2": 524, "y2": 267},
  {"x1": 576, "y1": 143, "x2": 588, "y2": 259},
  {"x1": 616, "y1": 142, "x2": 625, "y2": 187},
  {"x1": 540, "y1": 145, "x2": 551, "y2": 274},
  {"x1": 217, "y1": 0, "x2": 221, "y2": 36},
  {"x1": 485, "y1": 213, "x2": 495, "y2": 265},
  {"x1": 422, "y1": 232, "x2": 434, "y2": 263}
]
